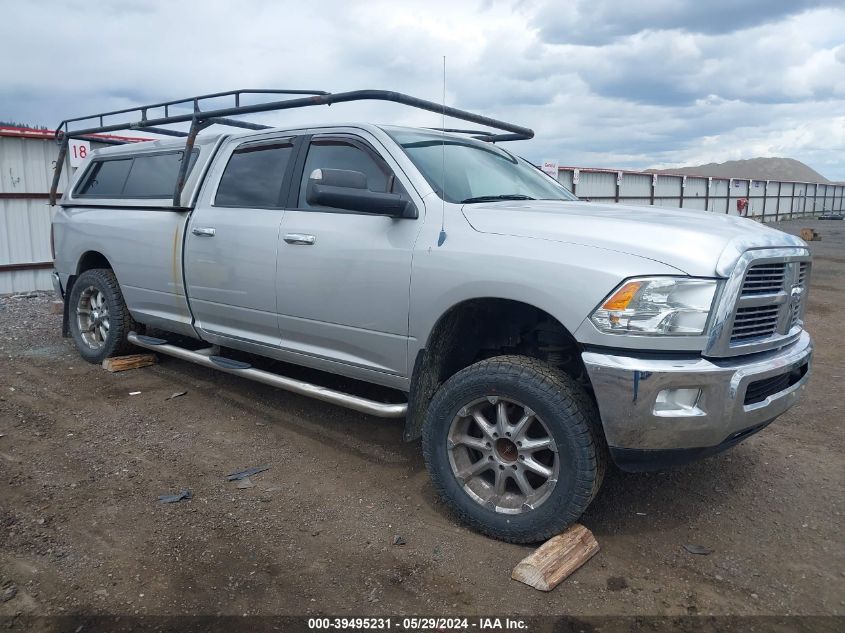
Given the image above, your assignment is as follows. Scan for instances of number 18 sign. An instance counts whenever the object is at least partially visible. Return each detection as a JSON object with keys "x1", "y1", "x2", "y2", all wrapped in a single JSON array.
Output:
[{"x1": 69, "y1": 139, "x2": 91, "y2": 168}]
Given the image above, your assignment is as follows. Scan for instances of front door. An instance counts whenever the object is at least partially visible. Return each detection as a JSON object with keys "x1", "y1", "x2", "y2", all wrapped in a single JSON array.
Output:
[
  {"x1": 275, "y1": 133, "x2": 421, "y2": 376},
  {"x1": 184, "y1": 136, "x2": 298, "y2": 346}
]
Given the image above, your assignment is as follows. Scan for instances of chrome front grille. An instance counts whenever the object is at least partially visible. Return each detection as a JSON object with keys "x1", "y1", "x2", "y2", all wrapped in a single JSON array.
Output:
[
  {"x1": 791, "y1": 262, "x2": 810, "y2": 327},
  {"x1": 731, "y1": 305, "x2": 780, "y2": 342},
  {"x1": 740, "y1": 263, "x2": 787, "y2": 295},
  {"x1": 727, "y1": 259, "x2": 810, "y2": 347},
  {"x1": 707, "y1": 249, "x2": 811, "y2": 358}
]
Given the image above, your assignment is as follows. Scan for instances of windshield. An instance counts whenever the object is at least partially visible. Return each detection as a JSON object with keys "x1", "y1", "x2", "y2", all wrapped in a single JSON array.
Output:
[{"x1": 385, "y1": 128, "x2": 578, "y2": 204}]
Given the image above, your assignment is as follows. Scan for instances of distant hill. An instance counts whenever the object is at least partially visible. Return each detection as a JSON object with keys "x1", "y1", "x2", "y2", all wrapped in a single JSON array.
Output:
[{"x1": 646, "y1": 157, "x2": 831, "y2": 184}]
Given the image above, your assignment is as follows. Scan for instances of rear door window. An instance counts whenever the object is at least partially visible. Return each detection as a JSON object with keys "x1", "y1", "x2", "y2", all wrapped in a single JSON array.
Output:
[{"x1": 215, "y1": 140, "x2": 295, "y2": 208}]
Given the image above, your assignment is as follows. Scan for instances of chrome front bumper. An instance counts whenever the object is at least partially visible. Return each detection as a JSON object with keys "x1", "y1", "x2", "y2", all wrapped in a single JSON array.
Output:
[{"x1": 583, "y1": 331, "x2": 812, "y2": 454}]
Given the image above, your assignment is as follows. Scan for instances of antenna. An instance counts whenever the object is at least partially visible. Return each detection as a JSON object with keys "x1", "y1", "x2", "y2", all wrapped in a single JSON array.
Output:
[{"x1": 438, "y1": 56, "x2": 448, "y2": 247}]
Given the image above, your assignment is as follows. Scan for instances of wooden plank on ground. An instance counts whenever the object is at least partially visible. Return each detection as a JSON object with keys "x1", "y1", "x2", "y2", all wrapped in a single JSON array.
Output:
[
  {"x1": 102, "y1": 354, "x2": 157, "y2": 373},
  {"x1": 800, "y1": 228, "x2": 821, "y2": 241},
  {"x1": 511, "y1": 523, "x2": 599, "y2": 591}
]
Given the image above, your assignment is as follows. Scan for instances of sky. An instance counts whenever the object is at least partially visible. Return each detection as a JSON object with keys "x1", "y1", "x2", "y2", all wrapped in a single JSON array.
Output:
[{"x1": 2, "y1": 0, "x2": 844, "y2": 179}]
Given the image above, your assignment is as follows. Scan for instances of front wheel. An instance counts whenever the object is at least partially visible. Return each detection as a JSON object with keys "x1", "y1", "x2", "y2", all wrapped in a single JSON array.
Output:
[
  {"x1": 67, "y1": 268, "x2": 139, "y2": 364},
  {"x1": 422, "y1": 355, "x2": 606, "y2": 543}
]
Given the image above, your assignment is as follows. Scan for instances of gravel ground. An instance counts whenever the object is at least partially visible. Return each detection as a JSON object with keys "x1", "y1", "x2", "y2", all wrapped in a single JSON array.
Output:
[{"x1": 0, "y1": 219, "x2": 843, "y2": 627}]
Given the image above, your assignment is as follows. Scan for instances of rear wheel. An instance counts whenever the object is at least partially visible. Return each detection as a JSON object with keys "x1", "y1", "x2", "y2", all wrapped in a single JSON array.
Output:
[
  {"x1": 422, "y1": 355, "x2": 606, "y2": 543},
  {"x1": 68, "y1": 268, "x2": 138, "y2": 363}
]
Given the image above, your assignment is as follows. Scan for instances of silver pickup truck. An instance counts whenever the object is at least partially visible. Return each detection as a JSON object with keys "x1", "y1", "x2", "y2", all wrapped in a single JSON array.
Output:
[{"x1": 50, "y1": 90, "x2": 812, "y2": 543}]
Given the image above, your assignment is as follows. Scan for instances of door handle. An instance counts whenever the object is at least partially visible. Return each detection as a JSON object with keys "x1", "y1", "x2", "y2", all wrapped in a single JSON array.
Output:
[
  {"x1": 284, "y1": 233, "x2": 316, "y2": 245},
  {"x1": 192, "y1": 227, "x2": 216, "y2": 237}
]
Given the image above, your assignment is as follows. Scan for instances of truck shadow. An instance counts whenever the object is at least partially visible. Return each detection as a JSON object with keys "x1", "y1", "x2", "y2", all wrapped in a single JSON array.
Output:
[
  {"x1": 582, "y1": 447, "x2": 762, "y2": 536},
  {"x1": 143, "y1": 336, "x2": 765, "y2": 538},
  {"x1": 411, "y1": 435, "x2": 763, "y2": 539},
  {"x1": 147, "y1": 352, "x2": 421, "y2": 467}
]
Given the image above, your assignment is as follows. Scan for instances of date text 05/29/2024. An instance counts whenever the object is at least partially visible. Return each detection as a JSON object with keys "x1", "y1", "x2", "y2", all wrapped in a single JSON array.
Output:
[{"x1": 307, "y1": 617, "x2": 529, "y2": 630}]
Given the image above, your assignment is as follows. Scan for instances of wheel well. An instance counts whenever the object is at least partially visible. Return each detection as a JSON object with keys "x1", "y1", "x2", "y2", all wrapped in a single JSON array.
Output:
[
  {"x1": 61, "y1": 251, "x2": 114, "y2": 337},
  {"x1": 404, "y1": 298, "x2": 590, "y2": 441},
  {"x1": 77, "y1": 251, "x2": 112, "y2": 274}
]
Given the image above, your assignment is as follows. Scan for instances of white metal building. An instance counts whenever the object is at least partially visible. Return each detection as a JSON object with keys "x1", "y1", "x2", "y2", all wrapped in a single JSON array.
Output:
[{"x1": 0, "y1": 127, "x2": 140, "y2": 294}]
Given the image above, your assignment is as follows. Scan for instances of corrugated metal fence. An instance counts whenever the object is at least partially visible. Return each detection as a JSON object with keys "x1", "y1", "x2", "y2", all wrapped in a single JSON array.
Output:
[
  {"x1": 2, "y1": 128, "x2": 844, "y2": 294},
  {"x1": 556, "y1": 167, "x2": 845, "y2": 219},
  {"x1": 1, "y1": 133, "x2": 69, "y2": 294},
  {"x1": 0, "y1": 130, "x2": 107, "y2": 294}
]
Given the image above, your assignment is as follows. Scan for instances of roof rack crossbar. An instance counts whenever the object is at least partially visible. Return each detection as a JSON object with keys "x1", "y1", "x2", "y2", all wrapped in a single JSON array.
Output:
[
  {"x1": 128, "y1": 126, "x2": 189, "y2": 138},
  {"x1": 205, "y1": 117, "x2": 272, "y2": 131},
  {"x1": 50, "y1": 88, "x2": 534, "y2": 206},
  {"x1": 426, "y1": 127, "x2": 498, "y2": 140}
]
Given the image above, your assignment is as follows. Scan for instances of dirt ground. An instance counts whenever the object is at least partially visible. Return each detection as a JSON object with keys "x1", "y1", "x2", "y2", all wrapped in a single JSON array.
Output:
[{"x1": 1, "y1": 219, "x2": 843, "y2": 626}]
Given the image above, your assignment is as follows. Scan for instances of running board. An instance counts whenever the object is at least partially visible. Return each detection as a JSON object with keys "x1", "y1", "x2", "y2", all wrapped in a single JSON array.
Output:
[{"x1": 127, "y1": 332, "x2": 407, "y2": 418}]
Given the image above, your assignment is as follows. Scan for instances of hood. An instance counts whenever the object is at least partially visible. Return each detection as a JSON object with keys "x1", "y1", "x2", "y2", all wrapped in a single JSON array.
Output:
[{"x1": 461, "y1": 200, "x2": 807, "y2": 277}]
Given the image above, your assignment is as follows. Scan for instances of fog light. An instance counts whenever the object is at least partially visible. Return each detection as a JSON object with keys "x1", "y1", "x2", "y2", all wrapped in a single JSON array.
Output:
[{"x1": 654, "y1": 388, "x2": 703, "y2": 416}]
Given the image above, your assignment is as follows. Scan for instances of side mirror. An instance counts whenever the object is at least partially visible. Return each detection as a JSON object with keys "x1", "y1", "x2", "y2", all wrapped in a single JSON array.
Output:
[{"x1": 306, "y1": 168, "x2": 415, "y2": 218}]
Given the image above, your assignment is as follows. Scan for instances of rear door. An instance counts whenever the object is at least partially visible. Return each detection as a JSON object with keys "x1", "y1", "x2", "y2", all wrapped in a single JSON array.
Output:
[
  {"x1": 184, "y1": 135, "x2": 299, "y2": 346},
  {"x1": 274, "y1": 132, "x2": 422, "y2": 376}
]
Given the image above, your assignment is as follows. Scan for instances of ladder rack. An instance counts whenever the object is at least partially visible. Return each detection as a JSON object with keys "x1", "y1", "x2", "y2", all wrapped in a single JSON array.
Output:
[{"x1": 50, "y1": 88, "x2": 534, "y2": 206}]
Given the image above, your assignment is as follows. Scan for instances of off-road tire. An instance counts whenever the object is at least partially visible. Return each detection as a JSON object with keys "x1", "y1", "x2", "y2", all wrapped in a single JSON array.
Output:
[
  {"x1": 422, "y1": 355, "x2": 606, "y2": 543},
  {"x1": 68, "y1": 268, "x2": 139, "y2": 364}
]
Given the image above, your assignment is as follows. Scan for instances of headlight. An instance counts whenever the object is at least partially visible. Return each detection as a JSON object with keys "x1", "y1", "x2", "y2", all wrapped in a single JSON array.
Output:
[{"x1": 590, "y1": 277, "x2": 718, "y2": 336}]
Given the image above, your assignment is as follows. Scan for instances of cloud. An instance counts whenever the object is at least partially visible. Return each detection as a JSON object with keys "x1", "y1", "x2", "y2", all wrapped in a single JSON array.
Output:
[
  {"x1": 529, "y1": 8, "x2": 845, "y2": 107},
  {"x1": 0, "y1": 0, "x2": 843, "y2": 180},
  {"x1": 533, "y1": 0, "x2": 839, "y2": 46}
]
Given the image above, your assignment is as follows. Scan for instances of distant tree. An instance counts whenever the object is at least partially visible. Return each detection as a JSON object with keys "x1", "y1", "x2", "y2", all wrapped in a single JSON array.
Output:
[{"x1": 0, "y1": 120, "x2": 50, "y2": 130}]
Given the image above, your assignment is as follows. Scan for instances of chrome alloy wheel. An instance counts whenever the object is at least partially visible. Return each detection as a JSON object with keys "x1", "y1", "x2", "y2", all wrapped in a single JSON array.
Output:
[
  {"x1": 76, "y1": 285, "x2": 110, "y2": 349},
  {"x1": 447, "y1": 396, "x2": 560, "y2": 514}
]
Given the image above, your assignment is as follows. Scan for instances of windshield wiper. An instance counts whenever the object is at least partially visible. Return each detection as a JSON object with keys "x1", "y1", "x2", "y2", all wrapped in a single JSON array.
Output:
[{"x1": 460, "y1": 194, "x2": 536, "y2": 203}]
